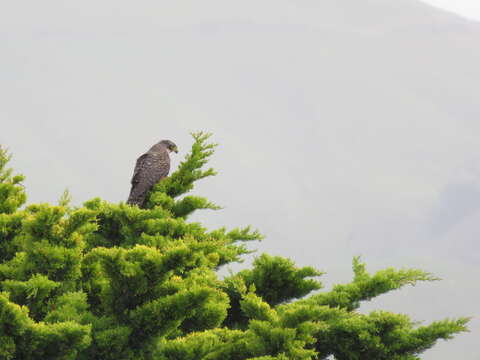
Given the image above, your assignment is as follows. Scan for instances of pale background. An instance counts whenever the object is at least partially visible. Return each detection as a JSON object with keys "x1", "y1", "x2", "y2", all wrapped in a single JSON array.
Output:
[
  {"x1": 423, "y1": 0, "x2": 480, "y2": 20},
  {"x1": 1, "y1": 1, "x2": 479, "y2": 359}
]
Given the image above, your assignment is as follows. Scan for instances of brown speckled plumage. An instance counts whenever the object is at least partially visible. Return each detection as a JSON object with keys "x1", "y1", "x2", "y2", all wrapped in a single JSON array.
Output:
[{"x1": 127, "y1": 140, "x2": 177, "y2": 208}]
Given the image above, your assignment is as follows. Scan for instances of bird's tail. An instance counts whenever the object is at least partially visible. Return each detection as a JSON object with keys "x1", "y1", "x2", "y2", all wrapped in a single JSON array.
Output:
[{"x1": 127, "y1": 187, "x2": 148, "y2": 208}]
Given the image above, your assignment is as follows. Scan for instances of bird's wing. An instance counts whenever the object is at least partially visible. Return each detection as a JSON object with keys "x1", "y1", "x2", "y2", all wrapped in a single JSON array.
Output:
[
  {"x1": 131, "y1": 153, "x2": 150, "y2": 185},
  {"x1": 132, "y1": 152, "x2": 170, "y2": 184}
]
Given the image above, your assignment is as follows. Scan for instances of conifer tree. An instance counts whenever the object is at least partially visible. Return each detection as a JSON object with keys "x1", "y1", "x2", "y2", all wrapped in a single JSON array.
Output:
[{"x1": 0, "y1": 135, "x2": 469, "y2": 360}]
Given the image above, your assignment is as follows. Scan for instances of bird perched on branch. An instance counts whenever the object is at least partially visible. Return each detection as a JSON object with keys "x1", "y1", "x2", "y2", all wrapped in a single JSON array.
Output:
[{"x1": 127, "y1": 139, "x2": 178, "y2": 207}]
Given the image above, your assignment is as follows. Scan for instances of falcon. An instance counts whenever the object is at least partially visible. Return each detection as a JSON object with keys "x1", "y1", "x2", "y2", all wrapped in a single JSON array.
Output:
[{"x1": 127, "y1": 139, "x2": 178, "y2": 207}]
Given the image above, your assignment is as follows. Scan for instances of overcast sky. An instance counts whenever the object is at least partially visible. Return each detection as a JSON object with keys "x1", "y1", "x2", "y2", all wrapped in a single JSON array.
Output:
[
  {"x1": 422, "y1": 0, "x2": 480, "y2": 20},
  {"x1": 1, "y1": 1, "x2": 479, "y2": 359}
]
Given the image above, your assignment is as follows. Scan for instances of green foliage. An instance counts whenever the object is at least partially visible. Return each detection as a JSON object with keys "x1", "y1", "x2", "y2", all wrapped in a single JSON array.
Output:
[
  {"x1": 0, "y1": 147, "x2": 26, "y2": 215},
  {"x1": 0, "y1": 133, "x2": 468, "y2": 359},
  {"x1": 0, "y1": 292, "x2": 91, "y2": 360},
  {"x1": 301, "y1": 257, "x2": 439, "y2": 311},
  {"x1": 0, "y1": 147, "x2": 27, "y2": 264}
]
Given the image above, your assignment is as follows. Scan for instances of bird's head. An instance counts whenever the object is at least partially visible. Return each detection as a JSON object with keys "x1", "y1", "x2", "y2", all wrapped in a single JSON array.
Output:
[{"x1": 160, "y1": 139, "x2": 178, "y2": 153}]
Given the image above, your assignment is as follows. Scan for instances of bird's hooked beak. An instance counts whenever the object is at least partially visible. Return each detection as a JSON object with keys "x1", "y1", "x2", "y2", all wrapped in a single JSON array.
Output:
[{"x1": 172, "y1": 146, "x2": 179, "y2": 154}]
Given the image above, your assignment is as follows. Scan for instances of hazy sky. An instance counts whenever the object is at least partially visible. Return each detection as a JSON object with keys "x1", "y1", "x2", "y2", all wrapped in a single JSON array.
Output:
[
  {"x1": 1, "y1": 1, "x2": 479, "y2": 359},
  {"x1": 422, "y1": 0, "x2": 480, "y2": 20}
]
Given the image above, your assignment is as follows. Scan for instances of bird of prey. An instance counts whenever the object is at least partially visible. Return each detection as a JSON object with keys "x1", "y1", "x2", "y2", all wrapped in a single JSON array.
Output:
[{"x1": 127, "y1": 139, "x2": 178, "y2": 207}]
